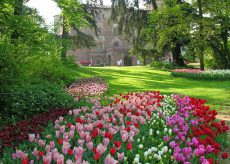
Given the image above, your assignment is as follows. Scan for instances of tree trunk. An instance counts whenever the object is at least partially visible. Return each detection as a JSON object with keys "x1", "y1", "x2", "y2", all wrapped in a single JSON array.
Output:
[
  {"x1": 11, "y1": 0, "x2": 23, "y2": 41},
  {"x1": 198, "y1": 0, "x2": 204, "y2": 70},
  {"x1": 61, "y1": 17, "x2": 68, "y2": 61},
  {"x1": 172, "y1": 43, "x2": 185, "y2": 66},
  {"x1": 221, "y1": 27, "x2": 229, "y2": 69},
  {"x1": 151, "y1": 0, "x2": 158, "y2": 11}
]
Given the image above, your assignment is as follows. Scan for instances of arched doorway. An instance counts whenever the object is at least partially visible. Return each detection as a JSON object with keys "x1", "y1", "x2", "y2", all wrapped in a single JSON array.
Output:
[
  {"x1": 124, "y1": 56, "x2": 132, "y2": 66},
  {"x1": 108, "y1": 55, "x2": 112, "y2": 66},
  {"x1": 93, "y1": 56, "x2": 105, "y2": 66}
]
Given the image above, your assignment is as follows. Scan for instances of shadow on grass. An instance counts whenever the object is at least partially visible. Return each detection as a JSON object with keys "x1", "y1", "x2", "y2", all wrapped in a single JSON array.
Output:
[{"x1": 80, "y1": 66, "x2": 230, "y2": 108}]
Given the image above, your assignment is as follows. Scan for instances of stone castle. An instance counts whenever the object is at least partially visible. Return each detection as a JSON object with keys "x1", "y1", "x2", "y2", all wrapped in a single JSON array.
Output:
[{"x1": 54, "y1": 1, "x2": 164, "y2": 66}]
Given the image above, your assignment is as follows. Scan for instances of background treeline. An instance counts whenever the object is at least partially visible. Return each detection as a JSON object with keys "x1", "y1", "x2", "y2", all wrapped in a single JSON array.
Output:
[
  {"x1": 111, "y1": 0, "x2": 230, "y2": 69},
  {"x1": 0, "y1": 0, "x2": 98, "y2": 127}
]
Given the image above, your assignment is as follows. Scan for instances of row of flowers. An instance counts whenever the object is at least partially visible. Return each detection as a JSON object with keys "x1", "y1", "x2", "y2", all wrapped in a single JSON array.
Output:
[
  {"x1": 65, "y1": 77, "x2": 109, "y2": 101},
  {"x1": 0, "y1": 109, "x2": 70, "y2": 155},
  {"x1": 171, "y1": 69, "x2": 230, "y2": 80},
  {"x1": 1, "y1": 91, "x2": 229, "y2": 163}
]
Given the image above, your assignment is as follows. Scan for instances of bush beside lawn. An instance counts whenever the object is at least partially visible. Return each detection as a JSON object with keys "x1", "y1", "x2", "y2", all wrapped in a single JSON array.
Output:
[{"x1": 171, "y1": 69, "x2": 230, "y2": 81}]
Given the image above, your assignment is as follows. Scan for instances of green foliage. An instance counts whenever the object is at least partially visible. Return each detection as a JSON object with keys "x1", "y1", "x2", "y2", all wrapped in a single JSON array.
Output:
[
  {"x1": 171, "y1": 70, "x2": 230, "y2": 81},
  {"x1": 0, "y1": 1, "x2": 89, "y2": 127},
  {"x1": 149, "y1": 61, "x2": 178, "y2": 70},
  {"x1": 54, "y1": 0, "x2": 99, "y2": 59},
  {"x1": 0, "y1": 80, "x2": 76, "y2": 127}
]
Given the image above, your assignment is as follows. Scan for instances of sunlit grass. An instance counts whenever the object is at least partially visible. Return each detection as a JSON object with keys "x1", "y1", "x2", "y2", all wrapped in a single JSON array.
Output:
[{"x1": 77, "y1": 66, "x2": 230, "y2": 111}]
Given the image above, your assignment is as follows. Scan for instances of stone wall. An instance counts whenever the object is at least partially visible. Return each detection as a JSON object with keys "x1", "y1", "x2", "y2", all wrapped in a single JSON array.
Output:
[{"x1": 65, "y1": 6, "x2": 138, "y2": 66}]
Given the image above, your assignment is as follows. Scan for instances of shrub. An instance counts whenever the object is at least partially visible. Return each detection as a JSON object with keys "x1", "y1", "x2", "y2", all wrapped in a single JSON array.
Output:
[
  {"x1": 0, "y1": 80, "x2": 76, "y2": 127},
  {"x1": 149, "y1": 61, "x2": 180, "y2": 70},
  {"x1": 171, "y1": 69, "x2": 230, "y2": 80}
]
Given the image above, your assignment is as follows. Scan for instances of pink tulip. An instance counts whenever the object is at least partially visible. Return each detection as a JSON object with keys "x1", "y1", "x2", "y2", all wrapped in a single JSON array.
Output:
[
  {"x1": 60, "y1": 125, "x2": 65, "y2": 133},
  {"x1": 73, "y1": 146, "x2": 84, "y2": 156},
  {"x1": 117, "y1": 152, "x2": 124, "y2": 161},
  {"x1": 43, "y1": 153, "x2": 52, "y2": 164},
  {"x1": 79, "y1": 131, "x2": 85, "y2": 139},
  {"x1": 78, "y1": 139, "x2": 85, "y2": 147},
  {"x1": 28, "y1": 134, "x2": 35, "y2": 142},
  {"x1": 122, "y1": 133, "x2": 128, "y2": 142},
  {"x1": 103, "y1": 138, "x2": 110, "y2": 146},
  {"x1": 45, "y1": 145, "x2": 51, "y2": 152},
  {"x1": 105, "y1": 154, "x2": 118, "y2": 164},
  {"x1": 56, "y1": 130, "x2": 60, "y2": 138},
  {"x1": 66, "y1": 159, "x2": 73, "y2": 164},
  {"x1": 69, "y1": 110, "x2": 73, "y2": 116},
  {"x1": 96, "y1": 144, "x2": 107, "y2": 155},
  {"x1": 69, "y1": 131, "x2": 74, "y2": 138},
  {"x1": 38, "y1": 139, "x2": 45, "y2": 147},
  {"x1": 29, "y1": 160, "x2": 34, "y2": 164},
  {"x1": 86, "y1": 142, "x2": 93, "y2": 150},
  {"x1": 56, "y1": 154, "x2": 64, "y2": 164},
  {"x1": 32, "y1": 148, "x2": 39, "y2": 156}
]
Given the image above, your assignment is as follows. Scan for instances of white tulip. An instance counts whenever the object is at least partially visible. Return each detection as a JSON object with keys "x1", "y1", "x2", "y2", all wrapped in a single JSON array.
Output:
[
  {"x1": 158, "y1": 150, "x2": 163, "y2": 156},
  {"x1": 139, "y1": 144, "x2": 143, "y2": 149},
  {"x1": 164, "y1": 128, "x2": 167, "y2": 133},
  {"x1": 135, "y1": 154, "x2": 140, "y2": 158},
  {"x1": 134, "y1": 158, "x2": 139, "y2": 163},
  {"x1": 144, "y1": 151, "x2": 149, "y2": 157},
  {"x1": 157, "y1": 155, "x2": 162, "y2": 160},
  {"x1": 162, "y1": 146, "x2": 168, "y2": 152},
  {"x1": 168, "y1": 129, "x2": 172, "y2": 134},
  {"x1": 148, "y1": 149, "x2": 152, "y2": 154},
  {"x1": 137, "y1": 139, "x2": 140, "y2": 143},
  {"x1": 156, "y1": 131, "x2": 159, "y2": 135},
  {"x1": 151, "y1": 147, "x2": 157, "y2": 152}
]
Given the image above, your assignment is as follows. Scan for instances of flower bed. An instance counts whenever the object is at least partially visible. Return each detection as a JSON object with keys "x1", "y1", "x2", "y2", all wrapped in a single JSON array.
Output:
[
  {"x1": 1, "y1": 91, "x2": 229, "y2": 163},
  {"x1": 171, "y1": 69, "x2": 230, "y2": 80},
  {"x1": 66, "y1": 77, "x2": 109, "y2": 101},
  {"x1": 0, "y1": 109, "x2": 70, "y2": 155}
]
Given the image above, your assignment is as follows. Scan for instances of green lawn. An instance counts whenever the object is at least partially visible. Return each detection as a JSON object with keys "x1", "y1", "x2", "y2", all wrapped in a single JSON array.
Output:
[{"x1": 78, "y1": 66, "x2": 230, "y2": 111}]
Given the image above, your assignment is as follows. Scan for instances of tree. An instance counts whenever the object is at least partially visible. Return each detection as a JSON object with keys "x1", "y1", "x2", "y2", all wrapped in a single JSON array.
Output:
[
  {"x1": 55, "y1": 0, "x2": 99, "y2": 61},
  {"x1": 197, "y1": 0, "x2": 204, "y2": 70},
  {"x1": 110, "y1": 0, "x2": 159, "y2": 65},
  {"x1": 203, "y1": 0, "x2": 230, "y2": 69},
  {"x1": 188, "y1": 0, "x2": 230, "y2": 69}
]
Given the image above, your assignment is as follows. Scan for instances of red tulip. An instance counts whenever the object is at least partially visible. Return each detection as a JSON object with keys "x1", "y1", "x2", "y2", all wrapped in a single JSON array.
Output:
[
  {"x1": 110, "y1": 147, "x2": 117, "y2": 155},
  {"x1": 114, "y1": 141, "x2": 121, "y2": 148},
  {"x1": 58, "y1": 138, "x2": 63, "y2": 145},
  {"x1": 38, "y1": 151, "x2": 44, "y2": 158},
  {"x1": 68, "y1": 149, "x2": 73, "y2": 155},
  {"x1": 207, "y1": 158, "x2": 213, "y2": 164},
  {"x1": 67, "y1": 123, "x2": 72, "y2": 128},
  {"x1": 127, "y1": 142, "x2": 132, "y2": 150},
  {"x1": 221, "y1": 152, "x2": 228, "y2": 159},
  {"x1": 21, "y1": 157, "x2": 29, "y2": 164},
  {"x1": 126, "y1": 120, "x2": 131, "y2": 126},
  {"x1": 94, "y1": 153, "x2": 100, "y2": 160},
  {"x1": 97, "y1": 123, "x2": 103, "y2": 129}
]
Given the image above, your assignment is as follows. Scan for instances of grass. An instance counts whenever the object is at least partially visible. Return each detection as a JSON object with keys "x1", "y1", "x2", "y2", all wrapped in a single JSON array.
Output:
[{"x1": 77, "y1": 66, "x2": 230, "y2": 111}]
